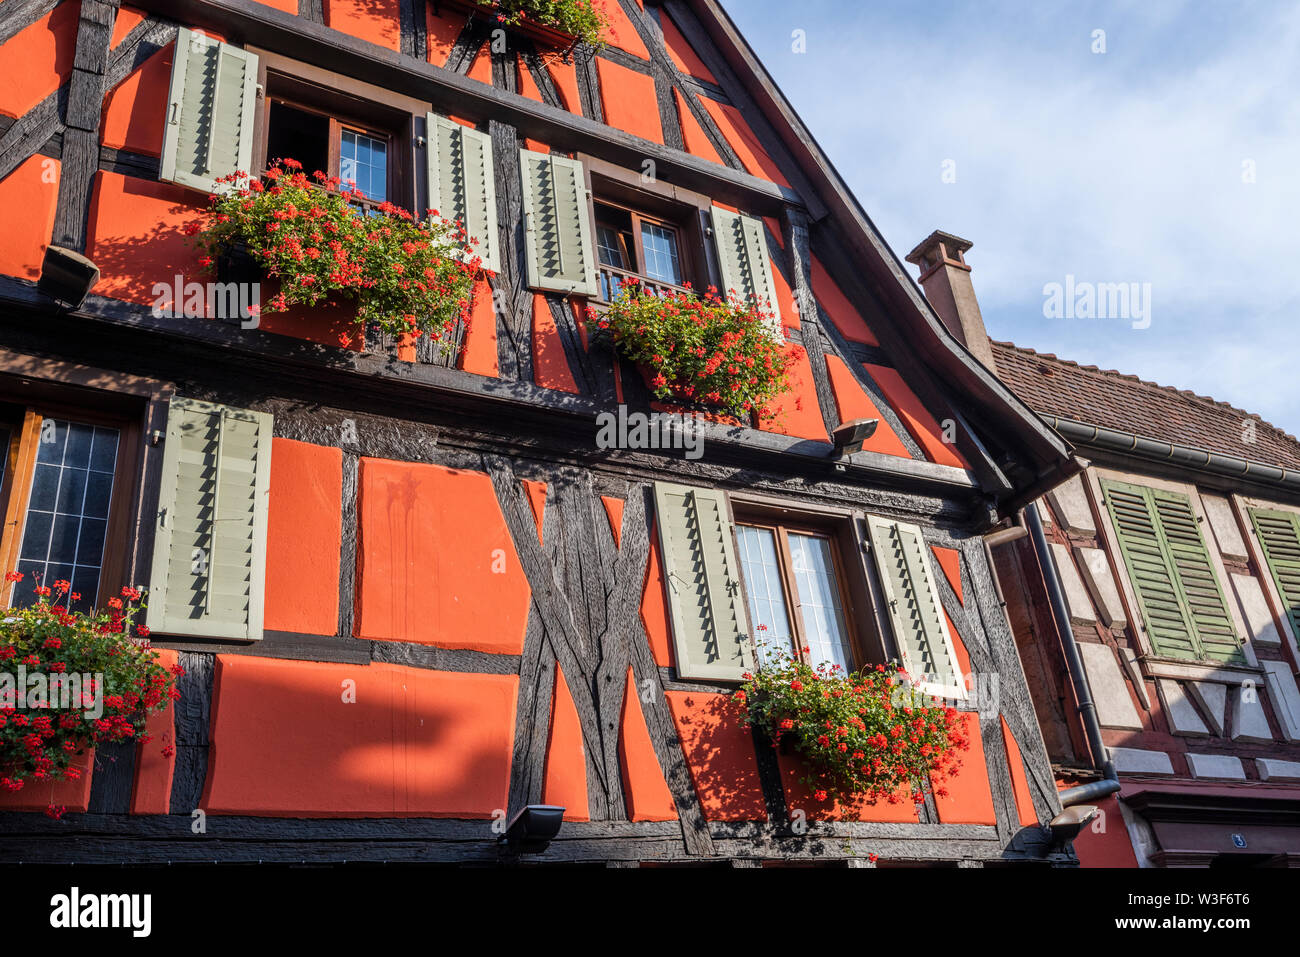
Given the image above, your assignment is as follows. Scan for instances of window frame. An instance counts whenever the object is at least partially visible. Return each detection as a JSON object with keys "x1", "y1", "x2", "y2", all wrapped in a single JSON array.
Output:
[
  {"x1": 0, "y1": 388, "x2": 143, "y2": 612},
  {"x1": 578, "y1": 154, "x2": 716, "y2": 304},
  {"x1": 248, "y1": 49, "x2": 425, "y2": 216},
  {"x1": 729, "y1": 496, "x2": 885, "y2": 674}
]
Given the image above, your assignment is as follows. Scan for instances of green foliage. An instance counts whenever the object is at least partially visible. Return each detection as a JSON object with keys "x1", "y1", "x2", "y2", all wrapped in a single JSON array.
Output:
[
  {"x1": 475, "y1": 0, "x2": 611, "y2": 49},
  {"x1": 191, "y1": 161, "x2": 480, "y2": 353},
  {"x1": 736, "y1": 642, "x2": 970, "y2": 806},
  {"x1": 1, "y1": 579, "x2": 180, "y2": 810},
  {"x1": 591, "y1": 282, "x2": 796, "y2": 420}
]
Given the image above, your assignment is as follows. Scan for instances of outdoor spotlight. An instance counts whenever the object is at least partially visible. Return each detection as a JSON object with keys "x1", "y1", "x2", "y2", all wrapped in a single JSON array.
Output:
[
  {"x1": 502, "y1": 804, "x2": 565, "y2": 853},
  {"x1": 831, "y1": 418, "x2": 879, "y2": 457},
  {"x1": 1046, "y1": 804, "x2": 1098, "y2": 848},
  {"x1": 37, "y1": 245, "x2": 100, "y2": 309}
]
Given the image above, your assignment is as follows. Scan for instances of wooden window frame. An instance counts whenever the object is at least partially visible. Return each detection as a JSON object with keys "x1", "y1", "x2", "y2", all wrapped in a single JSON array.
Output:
[
  {"x1": 0, "y1": 387, "x2": 144, "y2": 612},
  {"x1": 578, "y1": 154, "x2": 718, "y2": 303},
  {"x1": 730, "y1": 497, "x2": 885, "y2": 672},
  {"x1": 248, "y1": 49, "x2": 425, "y2": 215}
]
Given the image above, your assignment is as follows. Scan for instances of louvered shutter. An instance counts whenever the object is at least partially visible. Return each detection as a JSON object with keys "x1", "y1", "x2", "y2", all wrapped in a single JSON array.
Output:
[
  {"x1": 520, "y1": 149, "x2": 597, "y2": 296},
  {"x1": 1101, "y1": 480, "x2": 1243, "y2": 663},
  {"x1": 866, "y1": 516, "x2": 965, "y2": 699},
  {"x1": 653, "y1": 482, "x2": 754, "y2": 681},
  {"x1": 710, "y1": 205, "x2": 782, "y2": 334},
  {"x1": 1249, "y1": 507, "x2": 1300, "y2": 642},
  {"x1": 160, "y1": 28, "x2": 258, "y2": 193},
  {"x1": 147, "y1": 398, "x2": 273, "y2": 641},
  {"x1": 427, "y1": 114, "x2": 499, "y2": 273}
]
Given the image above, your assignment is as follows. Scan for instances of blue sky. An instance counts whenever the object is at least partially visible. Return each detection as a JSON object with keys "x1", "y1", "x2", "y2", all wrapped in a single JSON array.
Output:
[{"x1": 724, "y1": 0, "x2": 1300, "y2": 437}]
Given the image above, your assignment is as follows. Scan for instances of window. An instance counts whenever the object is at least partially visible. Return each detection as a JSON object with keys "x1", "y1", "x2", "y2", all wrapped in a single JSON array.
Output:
[
  {"x1": 255, "y1": 67, "x2": 415, "y2": 214},
  {"x1": 736, "y1": 521, "x2": 857, "y2": 672},
  {"x1": 0, "y1": 401, "x2": 138, "y2": 614},
  {"x1": 593, "y1": 200, "x2": 689, "y2": 300}
]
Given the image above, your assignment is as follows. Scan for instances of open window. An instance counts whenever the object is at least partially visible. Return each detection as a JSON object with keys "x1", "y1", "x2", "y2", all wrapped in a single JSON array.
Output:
[
  {"x1": 580, "y1": 160, "x2": 711, "y2": 302},
  {"x1": 250, "y1": 58, "x2": 418, "y2": 215}
]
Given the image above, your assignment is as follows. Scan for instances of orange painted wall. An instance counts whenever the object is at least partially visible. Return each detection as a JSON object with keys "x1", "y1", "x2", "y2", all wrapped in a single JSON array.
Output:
[
  {"x1": 666, "y1": 690, "x2": 766, "y2": 820},
  {"x1": 778, "y1": 751, "x2": 920, "y2": 823},
  {"x1": 675, "y1": 89, "x2": 724, "y2": 166},
  {"x1": 660, "y1": 11, "x2": 717, "y2": 84},
  {"x1": 932, "y1": 712, "x2": 996, "y2": 825},
  {"x1": 459, "y1": 279, "x2": 499, "y2": 377},
  {"x1": 594, "y1": 0, "x2": 649, "y2": 59},
  {"x1": 426, "y1": 5, "x2": 462, "y2": 65},
  {"x1": 618, "y1": 667, "x2": 677, "y2": 820},
  {"x1": 531, "y1": 294, "x2": 579, "y2": 394},
  {"x1": 354, "y1": 458, "x2": 531, "y2": 654},
  {"x1": 130, "y1": 648, "x2": 178, "y2": 815},
  {"x1": 100, "y1": 42, "x2": 172, "y2": 156},
  {"x1": 597, "y1": 57, "x2": 663, "y2": 144},
  {"x1": 0, "y1": 749, "x2": 94, "y2": 813},
  {"x1": 641, "y1": 524, "x2": 673, "y2": 667},
  {"x1": 265, "y1": 438, "x2": 342, "y2": 636},
  {"x1": 865, "y1": 363, "x2": 967, "y2": 470},
  {"x1": 823, "y1": 354, "x2": 910, "y2": 457},
  {"x1": 85, "y1": 172, "x2": 206, "y2": 307},
  {"x1": 0, "y1": 155, "x2": 59, "y2": 281},
  {"x1": 811, "y1": 255, "x2": 878, "y2": 346},
  {"x1": 325, "y1": 0, "x2": 400, "y2": 51},
  {"x1": 699, "y1": 97, "x2": 791, "y2": 189},
  {"x1": 1000, "y1": 716, "x2": 1039, "y2": 828},
  {"x1": 0, "y1": 0, "x2": 79, "y2": 119},
  {"x1": 542, "y1": 663, "x2": 590, "y2": 821},
  {"x1": 757, "y1": 345, "x2": 827, "y2": 442},
  {"x1": 202, "y1": 655, "x2": 517, "y2": 817},
  {"x1": 1071, "y1": 794, "x2": 1139, "y2": 867}
]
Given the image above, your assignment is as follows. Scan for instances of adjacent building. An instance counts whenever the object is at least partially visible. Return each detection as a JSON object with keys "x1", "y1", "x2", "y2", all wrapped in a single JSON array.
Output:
[{"x1": 909, "y1": 230, "x2": 1300, "y2": 868}]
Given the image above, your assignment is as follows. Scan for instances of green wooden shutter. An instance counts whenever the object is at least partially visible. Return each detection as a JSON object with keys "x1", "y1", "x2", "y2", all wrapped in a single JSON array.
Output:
[
  {"x1": 653, "y1": 481, "x2": 754, "y2": 681},
  {"x1": 520, "y1": 149, "x2": 597, "y2": 296},
  {"x1": 427, "y1": 114, "x2": 499, "y2": 274},
  {"x1": 1101, "y1": 479, "x2": 1243, "y2": 663},
  {"x1": 160, "y1": 28, "x2": 258, "y2": 193},
  {"x1": 710, "y1": 205, "x2": 782, "y2": 333},
  {"x1": 866, "y1": 516, "x2": 965, "y2": 699},
  {"x1": 1249, "y1": 507, "x2": 1300, "y2": 642},
  {"x1": 147, "y1": 398, "x2": 273, "y2": 641}
]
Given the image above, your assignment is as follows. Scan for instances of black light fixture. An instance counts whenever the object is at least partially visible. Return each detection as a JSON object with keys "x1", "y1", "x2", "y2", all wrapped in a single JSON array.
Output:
[
  {"x1": 1045, "y1": 804, "x2": 1099, "y2": 851},
  {"x1": 501, "y1": 804, "x2": 565, "y2": 855},
  {"x1": 831, "y1": 418, "x2": 879, "y2": 458},
  {"x1": 37, "y1": 245, "x2": 100, "y2": 309}
]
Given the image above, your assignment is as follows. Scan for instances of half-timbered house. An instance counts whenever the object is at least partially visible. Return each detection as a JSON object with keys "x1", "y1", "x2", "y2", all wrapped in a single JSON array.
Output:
[{"x1": 0, "y1": 0, "x2": 1088, "y2": 865}]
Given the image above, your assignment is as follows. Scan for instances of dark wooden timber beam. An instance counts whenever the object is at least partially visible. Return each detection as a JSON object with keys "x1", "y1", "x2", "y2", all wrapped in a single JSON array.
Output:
[
  {"x1": 0, "y1": 275, "x2": 980, "y2": 504},
  {"x1": 123, "y1": 0, "x2": 803, "y2": 215}
]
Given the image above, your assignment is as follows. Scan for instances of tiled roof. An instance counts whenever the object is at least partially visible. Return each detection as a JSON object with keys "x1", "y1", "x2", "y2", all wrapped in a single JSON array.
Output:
[{"x1": 990, "y1": 341, "x2": 1300, "y2": 471}]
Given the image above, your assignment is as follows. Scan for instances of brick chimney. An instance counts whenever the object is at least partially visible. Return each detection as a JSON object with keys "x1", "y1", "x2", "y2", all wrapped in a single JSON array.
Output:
[{"x1": 905, "y1": 230, "x2": 997, "y2": 373}]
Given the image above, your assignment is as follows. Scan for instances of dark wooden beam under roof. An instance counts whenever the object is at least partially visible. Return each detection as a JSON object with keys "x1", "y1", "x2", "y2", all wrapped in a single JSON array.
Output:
[{"x1": 123, "y1": 0, "x2": 803, "y2": 216}]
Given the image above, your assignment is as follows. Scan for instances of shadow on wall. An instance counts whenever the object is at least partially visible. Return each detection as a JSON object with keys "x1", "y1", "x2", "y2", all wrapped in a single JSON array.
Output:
[{"x1": 200, "y1": 655, "x2": 518, "y2": 819}]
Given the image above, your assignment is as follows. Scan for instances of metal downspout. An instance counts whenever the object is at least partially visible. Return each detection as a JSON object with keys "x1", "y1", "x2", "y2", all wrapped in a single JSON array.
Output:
[{"x1": 1023, "y1": 503, "x2": 1120, "y2": 805}]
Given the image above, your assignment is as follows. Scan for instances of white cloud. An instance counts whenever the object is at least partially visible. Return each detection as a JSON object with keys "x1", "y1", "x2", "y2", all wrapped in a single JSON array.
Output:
[{"x1": 732, "y1": 0, "x2": 1300, "y2": 433}]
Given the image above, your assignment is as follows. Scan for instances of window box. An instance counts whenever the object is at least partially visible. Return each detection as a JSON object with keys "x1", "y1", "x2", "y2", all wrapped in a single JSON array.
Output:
[{"x1": 432, "y1": 0, "x2": 606, "y2": 53}]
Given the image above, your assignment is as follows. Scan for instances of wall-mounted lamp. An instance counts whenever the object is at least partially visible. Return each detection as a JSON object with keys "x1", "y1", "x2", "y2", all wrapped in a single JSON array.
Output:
[
  {"x1": 831, "y1": 418, "x2": 879, "y2": 459},
  {"x1": 1045, "y1": 804, "x2": 1098, "y2": 852},
  {"x1": 501, "y1": 804, "x2": 565, "y2": 855},
  {"x1": 37, "y1": 245, "x2": 100, "y2": 309}
]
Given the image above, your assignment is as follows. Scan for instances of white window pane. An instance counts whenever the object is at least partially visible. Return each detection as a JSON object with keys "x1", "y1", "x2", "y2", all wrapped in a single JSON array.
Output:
[
  {"x1": 788, "y1": 532, "x2": 853, "y2": 672},
  {"x1": 736, "y1": 524, "x2": 794, "y2": 666}
]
